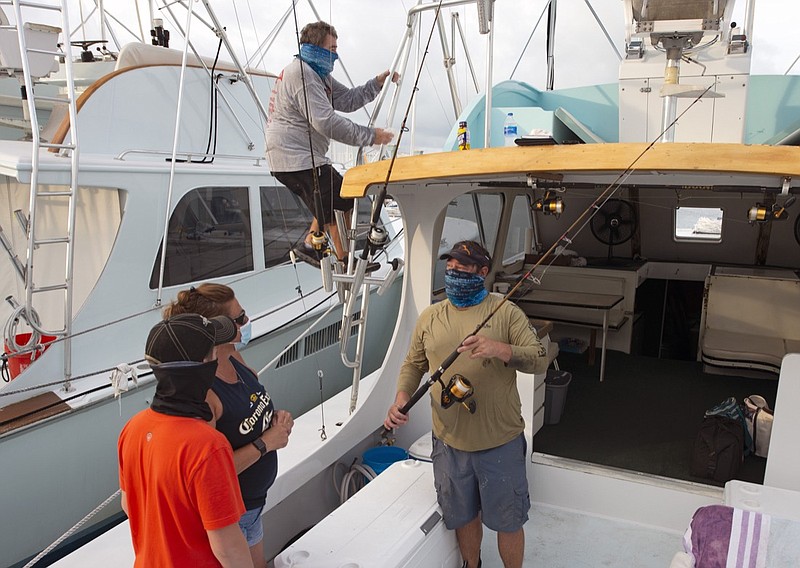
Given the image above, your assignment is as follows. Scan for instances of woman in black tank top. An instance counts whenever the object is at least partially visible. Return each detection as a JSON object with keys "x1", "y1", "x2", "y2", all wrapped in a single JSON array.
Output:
[{"x1": 164, "y1": 284, "x2": 293, "y2": 568}]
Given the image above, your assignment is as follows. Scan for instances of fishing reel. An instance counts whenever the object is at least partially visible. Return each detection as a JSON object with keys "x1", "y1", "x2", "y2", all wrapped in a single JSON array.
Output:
[
  {"x1": 747, "y1": 196, "x2": 796, "y2": 224},
  {"x1": 532, "y1": 191, "x2": 565, "y2": 218},
  {"x1": 439, "y1": 374, "x2": 476, "y2": 414},
  {"x1": 309, "y1": 231, "x2": 330, "y2": 253}
]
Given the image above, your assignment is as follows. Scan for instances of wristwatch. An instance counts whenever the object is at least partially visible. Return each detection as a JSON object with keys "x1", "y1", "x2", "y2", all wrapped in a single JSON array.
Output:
[{"x1": 251, "y1": 438, "x2": 268, "y2": 457}]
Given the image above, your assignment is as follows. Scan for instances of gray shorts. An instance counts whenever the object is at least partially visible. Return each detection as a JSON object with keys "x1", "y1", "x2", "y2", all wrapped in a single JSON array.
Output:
[{"x1": 431, "y1": 433, "x2": 530, "y2": 533}]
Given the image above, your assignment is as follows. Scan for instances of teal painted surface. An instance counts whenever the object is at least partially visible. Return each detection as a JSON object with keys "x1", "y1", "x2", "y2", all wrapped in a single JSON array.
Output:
[
  {"x1": 745, "y1": 75, "x2": 800, "y2": 144},
  {"x1": 443, "y1": 76, "x2": 800, "y2": 151},
  {"x1": 444, "y1": 80, "x2": 618, "y2": 150}
]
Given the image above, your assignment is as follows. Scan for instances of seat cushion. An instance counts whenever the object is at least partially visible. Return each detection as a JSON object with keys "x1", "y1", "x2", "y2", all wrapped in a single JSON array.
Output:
[{"x1": 702, "y1": 329, "x2": 785, "y2": 371}]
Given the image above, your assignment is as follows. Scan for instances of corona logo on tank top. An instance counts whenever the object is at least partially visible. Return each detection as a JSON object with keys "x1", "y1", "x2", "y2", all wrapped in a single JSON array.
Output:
[{"x1": 239, "y1": 391, "x2": 273, "y2": 435}]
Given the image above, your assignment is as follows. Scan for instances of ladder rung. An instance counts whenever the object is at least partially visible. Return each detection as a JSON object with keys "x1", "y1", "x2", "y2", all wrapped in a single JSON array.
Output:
[
  {"x1": 33, "y1": 94, "x2": 70, "y2": 105},
  {"x1": 39, "y1": 142, "x2": 75, "y2": 151},
  {"x1": 32, "y1": 283, "x2": 68, "y2": 293},
  {"x1": 34, "y1": 236, "x2": 70, "y2": 245},
  {"x1": 0, "y1": 25, "x2": 17, "y2": 31},
  {"x1": 16, "y1": 1, "x2": 62, "y2": 11},
  {"x1": 36, "y1": 190, "x2": 72, "y2": 197},
  {"x1": 26, "y1": 48, "x2": 63, "y2": 58}
]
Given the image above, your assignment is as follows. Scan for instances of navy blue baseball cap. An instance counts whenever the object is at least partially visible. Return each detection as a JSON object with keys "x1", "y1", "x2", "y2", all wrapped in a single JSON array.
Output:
[{"x1": 439, "y1": 240, "x2": 492, "y2": 269}]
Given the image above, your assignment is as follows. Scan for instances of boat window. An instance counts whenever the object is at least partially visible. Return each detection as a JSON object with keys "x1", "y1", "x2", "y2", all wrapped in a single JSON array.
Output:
[
  {"x1": 433, "y1": 192, "x2": 502, "y2": 290},
  {"x1": 503, "y1": 195, "x2": 533, "y2": 264},
  {"x1": 260, "y1": 185, "x2": 314, "y2": 268},
  {"x1": 259, "y1": 188, "x2": 375, "y2": 267},
  {"x1": 149, "y1": 186, "x2": 253, "y2": 288},
  {"x1": 674, "y1": 206, "x2": 723, "y2": 243},
  {"x1": 0, "y1": 180, "x2": 122, "y2": 330}
]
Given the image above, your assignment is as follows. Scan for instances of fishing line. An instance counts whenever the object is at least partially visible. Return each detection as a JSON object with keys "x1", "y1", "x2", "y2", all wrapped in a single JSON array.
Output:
[
  {"x1": 510, "y1": 84, "x2": 718, "y2": 301},
  {"x1": 288, "y1": 1, "x2": 328, "y2": 256},
  {"x1": 360, "y1": 0, "x2": 446, "y2": 262},
  {"x1": 390, "y1": 82, "x2": 717, "y2": 421}
]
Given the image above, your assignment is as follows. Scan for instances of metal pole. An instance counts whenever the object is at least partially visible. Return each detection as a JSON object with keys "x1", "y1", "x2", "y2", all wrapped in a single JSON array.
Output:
[{"x1": 483, "y1": 1, "x2": 494, "y2": 147}]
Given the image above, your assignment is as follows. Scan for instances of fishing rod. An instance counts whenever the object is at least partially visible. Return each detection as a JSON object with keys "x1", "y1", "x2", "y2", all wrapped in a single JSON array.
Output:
[
  {"x1": 358, "y1": 0, "x2": 446, "y2": 263},
  {"x1": 387, "y1": 82, "x2": 718, "y2": 426}
]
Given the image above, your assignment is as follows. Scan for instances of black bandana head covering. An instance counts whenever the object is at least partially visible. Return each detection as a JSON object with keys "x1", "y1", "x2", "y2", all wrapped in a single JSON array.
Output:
[{"x1": 144, "y1": 313, "x2": 237, "y2": 419}]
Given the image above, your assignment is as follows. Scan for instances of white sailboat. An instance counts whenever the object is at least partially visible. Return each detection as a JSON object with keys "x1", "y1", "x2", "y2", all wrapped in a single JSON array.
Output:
[
  {"x1": 49, "y1": 0, "x2": 800, "y2": 566},
  {"x1": 0, "y1": 2, "x2": 403, "y2": 567}
]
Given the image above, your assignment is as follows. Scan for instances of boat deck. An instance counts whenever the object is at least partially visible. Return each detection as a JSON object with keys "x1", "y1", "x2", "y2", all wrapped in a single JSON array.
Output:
[
  {"x1": 482, "y1": 504, "x2": 680, "y2": 567},
  {"x1": 0, "y1": 391, "x2": 70, "y2": 435}
]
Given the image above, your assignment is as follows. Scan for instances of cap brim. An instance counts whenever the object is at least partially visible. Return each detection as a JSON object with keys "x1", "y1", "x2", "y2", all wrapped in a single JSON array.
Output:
[
  {"x1": 209, "y1": 315, "x2": 238, "y2": 345},
  {"x1": 439, "y1": 251, "x2": 478, "y2": 266}
]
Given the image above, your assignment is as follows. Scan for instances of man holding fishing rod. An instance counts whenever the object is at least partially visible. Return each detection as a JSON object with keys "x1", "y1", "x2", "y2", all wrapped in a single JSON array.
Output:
[{"x1": 384, "y1": 241, "x2": 549, "y2": 568}]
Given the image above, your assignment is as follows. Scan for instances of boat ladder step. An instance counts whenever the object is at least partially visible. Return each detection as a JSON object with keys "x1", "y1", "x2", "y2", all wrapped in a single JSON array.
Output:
[{"x1": 32, "y1": 283, "x2": 68, "y2": 293}]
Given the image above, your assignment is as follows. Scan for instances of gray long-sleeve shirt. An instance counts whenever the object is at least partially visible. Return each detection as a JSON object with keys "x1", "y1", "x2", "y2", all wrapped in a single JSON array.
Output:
[{"x1": 265, "y1": 58, "x2": 381, "y2": 172}]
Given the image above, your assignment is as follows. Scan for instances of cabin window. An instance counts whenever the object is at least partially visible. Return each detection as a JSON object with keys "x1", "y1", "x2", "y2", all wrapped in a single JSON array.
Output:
[
  {"x1": 433, "y1": 192, "x2": 502, "y2": 290},
  {"x1": 503, "y1": 195, "x2": 533, "y2": 264},
  {"x1": 260, "y1": 185, "x2": 314, "y2": 267},
  {"x1": 674, "y1": 206, "x2": 723, "y2": 242},
  {"x1": 260, "y1": 187, "x2": 375, "y2": 267},
  {"x1": 150, "y1": 186, "x2": 253, "y2": 288}
]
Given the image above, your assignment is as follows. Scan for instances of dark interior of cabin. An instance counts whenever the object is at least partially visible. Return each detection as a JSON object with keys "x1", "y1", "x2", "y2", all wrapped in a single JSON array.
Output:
[{"x1": 533, "y1": 276, "x2": 779, "y2": 487}]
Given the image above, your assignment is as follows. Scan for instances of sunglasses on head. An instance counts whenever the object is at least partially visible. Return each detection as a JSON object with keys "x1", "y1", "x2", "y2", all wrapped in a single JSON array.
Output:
[{"x1": 234, "y1": 311, "x2": 248, "y2": 326}]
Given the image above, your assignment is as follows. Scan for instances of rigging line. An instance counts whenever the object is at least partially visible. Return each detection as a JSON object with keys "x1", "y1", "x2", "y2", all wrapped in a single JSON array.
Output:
[
  {"x1": 230, "y1": 0, "x2": 250, "y2": 63},
  {"x1": 0, "y1": 285, "x2": 341, "y2": 400},
  {"x1": 1, "y1": 306, "x2": 161, "y2": 360},
  {"x1": 510, "y1": 0, "x2": 549, "y2": 80},
  {"x1": 361, "y1": 0, "x2": 446, "y2": 261},
  {"x1": 289, "y1": 0, "x2": 327, "y2": 253},
  {"x1": 134, "y1": 0, "x2": 146, "y2": 42},
  {"x1": 288, "y1": 2, "x2": 341, "y2": 439},
  {"x1": 390, "y1": 82, "x2": 718, "y2": 422},
  {"x1": 0, "y1": 375, "x2": 142, "y2": 427}
]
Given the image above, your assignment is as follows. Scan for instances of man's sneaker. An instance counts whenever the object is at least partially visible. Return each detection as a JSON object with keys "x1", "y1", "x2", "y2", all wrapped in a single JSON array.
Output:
[
  {"x1": 460, "y1": 559, "x2": 481, "y2": 568},
  {"x1": 292, "y1": 243, "x2": 324, "y2": 269}
]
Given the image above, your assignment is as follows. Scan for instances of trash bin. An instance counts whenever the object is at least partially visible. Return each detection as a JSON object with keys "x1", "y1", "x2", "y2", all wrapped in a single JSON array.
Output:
[{"x1": 544, "y1": 369, "x2": 572, "y2": 425}]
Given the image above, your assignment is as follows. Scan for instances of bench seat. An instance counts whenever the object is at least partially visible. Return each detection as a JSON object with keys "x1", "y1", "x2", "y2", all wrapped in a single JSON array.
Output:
[
  {"x1": 701, "y1": 329, "x2": 785, "y2": 374},
  {"x1": 699, "y1": 269, "x2": 800, "y2": 377}
]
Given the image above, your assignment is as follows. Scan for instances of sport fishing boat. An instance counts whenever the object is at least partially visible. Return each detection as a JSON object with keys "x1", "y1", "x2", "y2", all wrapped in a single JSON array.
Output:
[
  {"x1": 53, "y1": 0, "x2": 800, "y2": 566},
  {"x1": 0, "y1": 2, "x2": 403, "y2": 566}
]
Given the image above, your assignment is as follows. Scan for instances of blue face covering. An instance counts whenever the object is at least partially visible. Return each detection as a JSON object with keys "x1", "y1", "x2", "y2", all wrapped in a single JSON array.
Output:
[
  {"x1": 298, "y1": 43, "x2": 338, "y2": 79},
  {"x1": 444, "y1": 269, "x2": 488, "y2": 308},
  {"x1": 235, "y1": 321, "x2": 252, "y2": 351}
]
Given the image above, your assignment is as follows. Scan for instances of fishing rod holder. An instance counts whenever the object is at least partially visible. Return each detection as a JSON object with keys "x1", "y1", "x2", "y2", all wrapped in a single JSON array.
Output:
[{"x1": 439, "y1": 373, "x2": 476, "y2": 414}]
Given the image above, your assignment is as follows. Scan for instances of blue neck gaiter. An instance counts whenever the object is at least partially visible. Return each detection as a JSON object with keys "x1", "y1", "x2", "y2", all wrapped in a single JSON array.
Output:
[
  {"x1": 298, "y1": 43, "x2": 338, "y2": 79},
  {"x1": 445, "y1": 269, "x2": 488, "y2": 308}
]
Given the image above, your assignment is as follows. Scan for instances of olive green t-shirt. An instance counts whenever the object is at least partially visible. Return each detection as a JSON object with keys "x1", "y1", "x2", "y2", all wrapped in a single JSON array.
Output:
[{"x1": 397, "y1": 294, "x2": 548, "y2": 452}]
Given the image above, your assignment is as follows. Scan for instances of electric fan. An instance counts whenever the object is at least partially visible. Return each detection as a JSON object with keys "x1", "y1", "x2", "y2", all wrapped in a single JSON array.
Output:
[{"x1": 590, "y1": 198, "x2": 638, "y2": 264}]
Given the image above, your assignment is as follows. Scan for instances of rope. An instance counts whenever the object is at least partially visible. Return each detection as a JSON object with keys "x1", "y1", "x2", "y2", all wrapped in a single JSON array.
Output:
[{"x1": 22, "y1": 489, "x2": 121, "y2": 568}]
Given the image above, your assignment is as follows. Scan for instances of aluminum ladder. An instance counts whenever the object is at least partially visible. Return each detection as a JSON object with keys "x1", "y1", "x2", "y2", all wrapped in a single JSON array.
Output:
[{"x1": 2, "y1": 0, "x2": 80, "y2": 388}]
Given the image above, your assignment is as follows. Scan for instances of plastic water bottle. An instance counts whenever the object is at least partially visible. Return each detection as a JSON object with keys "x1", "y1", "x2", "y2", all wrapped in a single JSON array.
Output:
[
  {"x1": 457, "y1": 121, "x2": 470, "y2": 150},
  {"x1": 503, "y1": 112, "x2": 518, "y2": 147}
]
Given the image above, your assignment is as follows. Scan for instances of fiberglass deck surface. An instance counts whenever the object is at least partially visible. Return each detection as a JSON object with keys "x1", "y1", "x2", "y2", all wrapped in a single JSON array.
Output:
[{"x1": 481, "y1": 503, "x2": 681, "y2": 567}]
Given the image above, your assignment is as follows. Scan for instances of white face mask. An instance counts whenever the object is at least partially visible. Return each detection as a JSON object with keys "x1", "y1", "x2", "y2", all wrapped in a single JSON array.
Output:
[{"x1": 235, "y1": 321, "x2": 252, "y2": 351}]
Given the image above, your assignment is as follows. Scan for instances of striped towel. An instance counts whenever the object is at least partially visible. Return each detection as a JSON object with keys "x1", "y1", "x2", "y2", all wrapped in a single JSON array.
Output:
[{"x1": 683, "y1": 505, "x2": 771, "y2": 568}]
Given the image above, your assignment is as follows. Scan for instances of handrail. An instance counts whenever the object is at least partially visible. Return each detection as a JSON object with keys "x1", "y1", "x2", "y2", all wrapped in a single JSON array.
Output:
[{"x1": 115, "y1": 149, "x2": 266, "y2": 165}]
